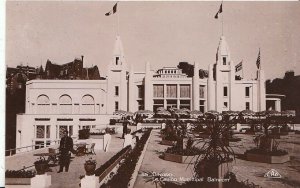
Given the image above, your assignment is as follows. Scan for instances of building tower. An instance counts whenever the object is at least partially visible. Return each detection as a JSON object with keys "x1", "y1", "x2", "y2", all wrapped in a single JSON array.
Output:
[
  {"x1": 128, "y1": 65, "x2": 135, "y2": 112},
  {"x1": 192, "y1": 62, "x2": 199, "y2": 110},
  {"x1": 257, "y1": 62, "x2": 266, "y2": 111},
  {"x1": 107, "y1": 35, "x2": 128, "y2": 114},
  {"x1": 144, "y1": 62, "x2": 153, "y2": 111},
  {"x1": 208, "y1": 36, "x2": 235, "y2": 112}
]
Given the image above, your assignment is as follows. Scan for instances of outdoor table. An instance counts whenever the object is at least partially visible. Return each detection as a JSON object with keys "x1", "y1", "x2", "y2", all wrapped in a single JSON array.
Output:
[
  {"x1": 33, "y1": 152, "x2": 58, "y2": 164},
  {"x1": 75, "y1": 143, "x2": 88, "y2": 156}
]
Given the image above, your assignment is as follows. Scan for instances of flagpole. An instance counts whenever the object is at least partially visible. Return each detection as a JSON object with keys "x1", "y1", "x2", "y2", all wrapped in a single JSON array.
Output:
[
  {"x1": 117, "y1": 4, "x2": 120, "y2": 36},
  {"x1": 221, "y1": 1, "x2": 224, "y2": 36},
  {"x1": 242, "y1": 60, "x2": 244, "y2": 79}
]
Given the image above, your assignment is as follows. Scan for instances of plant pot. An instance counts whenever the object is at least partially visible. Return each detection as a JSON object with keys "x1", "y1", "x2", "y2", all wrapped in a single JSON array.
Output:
[
  {"x1": 34, "y1": 163, "x2": 48, "y2": 175},
  {"x1": 164, "y1": 153, "x2": 197, "y2": 164},
  {"x1": 5, "y1": 178, "x2": 31, "y2": 185},
  {"x1": 84, "y1": 163, "x2": 96, "y2": 176},
  {"x1": 246, "y1": 152, "x2": 290, "y2": 164},
  {"x1": 161, "y1": 139, "x2": 176, "y2": 146},
  {"x1": 197, "y1": 133, "x2": 210, "y2": 139},
  {"x1": 195, "y1": 161, "x2": 233, "y2": 179}
]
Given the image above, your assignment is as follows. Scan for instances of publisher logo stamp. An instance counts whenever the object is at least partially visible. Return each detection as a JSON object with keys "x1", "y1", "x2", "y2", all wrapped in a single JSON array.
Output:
[{"x1": 264, "y1": 169, "x2": 282, "y2": 178}]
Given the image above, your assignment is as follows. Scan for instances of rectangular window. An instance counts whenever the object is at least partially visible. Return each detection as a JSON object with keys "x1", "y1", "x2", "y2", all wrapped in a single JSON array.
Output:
[
  {"x1": 137, "y1": 100, "x2": 144, "y2": 110},
  {"x1": 223, "y1": 57, "x2": 226, "y2": 65},
  {"x1": 116, "y1": 57, "x2": 119, "y2": 65},
  {"x1": 179, "y1": 100, "x2": 190, "y2": 110},
  {"x1": 199, "y1": 100, "x2": 205, "y2": 113},
  {"x1": 115, "y1": 101, "x2": 119, "y2": 111},
  {"x1": 246, "y1": 102, "x2": 250, "y2": 110},
  {"x1": 153, "y1": 85, "x2": 164, "y2": 98},
  {"x1": 137, "y1": 85, "x2": 144, "y2": 98},
  {"x1": 46, "y1": 125, "x2": 50, "y2": 138},
  {"x1": 35, "y1": 141, "x2": 44, "y2": 149},
  {"x1": 180, "y1": 85, "x2": 190, "y2": 98},
  {"x1": 153, "y1": 99, "x2": 164, "y2": 112},
  {"x1": 167, "y1": 100, "x2": 177, "y2": 109},
  {"x1": 115, "y1": 86, "x2": 119, "y2": 96},
  {"x1": 69, "y1": 126, "x2": 73, "y2": 136},
  {"x1": 166, "y1": 85, "x2": 177, "y2": 98},
  {"x1": 224, "y1": 102, "x2": 228, "y2": 108},
  {"x1": 199, "y1": 85, "x2": 205, "y2": 98},
  {"x1": 245, "y1": 87, "x2": 250, "y2": 97},
  {"x1": 59, "y1": 126, "x2": 68, "y2": 138},
  {"x1": 36, "y1": 125, "x2": 45, "y2": 138},
  {"x1": 223, "y1": 86, "x2": 228, "y2": 97}
]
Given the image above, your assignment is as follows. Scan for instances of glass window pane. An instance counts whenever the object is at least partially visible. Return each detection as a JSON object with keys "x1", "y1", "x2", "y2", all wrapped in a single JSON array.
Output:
[
  {"x1": 36, "y1": 126, "x2": 45, "y2": 138},
  {"x1": 180, "y1": 85, "x2": 190, "y2": 98},
  {"x1": 59, "y1": 126, "x2": 68, "y2": 138},
  {"x1": 153, "y1": 85, "x2": 164, "y2": 98},
  {"x1": 46, "y1": 125, "x2": 50, "y2": 138},
  {"x1": 199, "y1": 85, "x2": 205, "y2": 98},
  {"x1": 166, "y1": 85, "x2": 177, "y2": 98}
]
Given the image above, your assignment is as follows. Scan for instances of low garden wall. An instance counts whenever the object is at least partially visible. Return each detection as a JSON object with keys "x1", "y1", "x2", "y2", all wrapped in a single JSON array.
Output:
[
  {"x1": 246, "y1": 153, "x2": 290, "y2": 164},
  {"x1": 100, "y1": 129, "x2": 152, "y2": 188},
  {"x1": 96, "y1": 146, "x2": 131, "y2": 185},
  {"x1": 164, "y1": 153, "x2": 197, "y2": 164}
]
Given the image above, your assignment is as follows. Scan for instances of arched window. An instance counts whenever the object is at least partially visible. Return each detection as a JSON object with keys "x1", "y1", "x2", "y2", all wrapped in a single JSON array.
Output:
[
  {"x1": 37, "y1": 95, "x2": 50, "y2": 114},
  {"x1": 81, "y1": 95, "x2": 95, "y2": 114},
  {"x1": 59, "y1": 95, "x2": 72, "y2": 114}
]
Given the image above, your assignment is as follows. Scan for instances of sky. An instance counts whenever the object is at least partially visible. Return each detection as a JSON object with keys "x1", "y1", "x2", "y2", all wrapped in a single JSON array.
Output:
[{"x1": 5, "y1": 1, "x2": 300, "y2": 80}]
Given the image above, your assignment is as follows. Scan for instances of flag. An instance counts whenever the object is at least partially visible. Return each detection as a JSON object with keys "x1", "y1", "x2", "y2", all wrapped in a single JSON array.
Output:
[
  {"x1": 214, "y1": 3, "x2": 223, "y2": 19},
  {"x1": 235, "y1": 61, "x2": 243, "y2": 72},
  {"x1": 105, "y1": 2, "x2": 118, "y2": 16},
  {"x1": 256, "y1": 49, "x2": 261, "y2": 69}
]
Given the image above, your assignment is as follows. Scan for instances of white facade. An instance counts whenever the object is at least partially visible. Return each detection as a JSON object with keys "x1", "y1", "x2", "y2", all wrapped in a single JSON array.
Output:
[{"x1": 16, "y1": 35, "x2": 268, "y2": 149}]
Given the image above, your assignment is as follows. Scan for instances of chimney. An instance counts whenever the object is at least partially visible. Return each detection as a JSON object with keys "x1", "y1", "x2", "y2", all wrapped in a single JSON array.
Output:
[{"x1": 81, "y1": 55, "x2": 84, "y2": 64}]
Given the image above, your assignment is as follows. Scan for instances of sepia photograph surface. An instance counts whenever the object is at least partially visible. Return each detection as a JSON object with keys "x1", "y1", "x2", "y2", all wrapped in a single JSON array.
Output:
[{"x1": 4, "y1": 1, "x2": 300, "y2": 188}]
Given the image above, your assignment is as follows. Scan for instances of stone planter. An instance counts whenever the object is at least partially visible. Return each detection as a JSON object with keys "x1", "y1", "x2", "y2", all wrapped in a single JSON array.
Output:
[
  {"x1": 246, "y1": 152, "x2": 290, "y2": 164},
  {"x1": 229, "y1": 137, "x2": 241, "y2": 142},
  {"x1": 197, "y1": 133, "x2": 210, "y2": 139},
  {"x1": 5, "y1": 178, "x2": 31, "y2": 185},
  {"x1": 161, "y1": 139, "x2": 176, "y2": 146},
  {"x1": 34, "y1": 163, "x2": 48, "y2": 175},
  {"x1": 244, "y1": 131, "x2": 256, "y2": 135},
  {"x1": 84, "y1": 163, "x2": 96, "y2": 176},
  {"x1": 164, "y1": 153, "x2": 197, "y2": 164},
  {"x1": 195, "y1": 161, "x2": 233, "y2": 188}
]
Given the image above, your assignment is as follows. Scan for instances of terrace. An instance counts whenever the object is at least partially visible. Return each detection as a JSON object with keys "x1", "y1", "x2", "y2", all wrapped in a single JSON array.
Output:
[{"x1": 5, "y1": 110, "x2": 300, "y2": 188}]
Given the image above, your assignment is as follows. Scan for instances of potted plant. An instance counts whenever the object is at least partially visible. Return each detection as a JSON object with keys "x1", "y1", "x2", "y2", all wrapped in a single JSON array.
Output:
[
  {"x1": 164, "y1": 137, "x2": 201, "y2": 163},
  {"x1": 161, "y1": 123, "x2": 178, "y2": 146},
  {"x1": 193, "y1": 114, "x2": 235, "y2": 187},
  {"x1": 84, "y1": 158, "x2": 96, "y2": 176},
  {"x1": 245, "y1": 113, "x2": 290, "y2": 163},
  {"x1": 34, "y1": 157, "x2": 48, "y2": 175}
]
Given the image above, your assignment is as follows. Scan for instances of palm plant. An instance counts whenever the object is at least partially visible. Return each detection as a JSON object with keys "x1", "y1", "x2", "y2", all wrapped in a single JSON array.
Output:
[
  {"x1": 193, "y1": 114, "x2": 235, "y2": 179},
  {"x1": 142, "y1": 170, "x2": 168, "y2": 188}
]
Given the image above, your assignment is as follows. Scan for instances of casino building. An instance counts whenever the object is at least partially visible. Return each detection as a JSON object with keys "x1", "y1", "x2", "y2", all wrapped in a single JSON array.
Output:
[{"x1": 16, "y1": 35, "x2": 275, "y2": 149}]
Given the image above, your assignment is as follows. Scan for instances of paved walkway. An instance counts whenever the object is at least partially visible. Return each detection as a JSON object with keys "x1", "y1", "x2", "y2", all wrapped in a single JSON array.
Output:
[
  {"x1": 6, "y1": 130, "x2": 300, "y2": 188},
  {"x1": 6, "y1": 132, "x2": 127, "y2": 188},
  {"x1": 134, "y1": 131, "x2": 300, "y2": 188},
  {"x1": 134, "y1": 130, "x2": 194, "y2": 188}
]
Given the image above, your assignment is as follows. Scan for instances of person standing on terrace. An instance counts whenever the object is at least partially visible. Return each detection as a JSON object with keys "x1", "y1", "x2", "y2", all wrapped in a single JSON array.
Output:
[
  {"x1": 58, "y1": 129, "x2": 75, "y2": 173},
  {"x1": 122, "y1": 118, "x2": 128, "y2": 139}
]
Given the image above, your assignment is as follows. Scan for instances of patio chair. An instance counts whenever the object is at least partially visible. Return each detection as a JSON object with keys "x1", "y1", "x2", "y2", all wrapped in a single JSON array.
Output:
[{"x1": 86, "y1": 143, "x2": 96, "y2": 155}]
